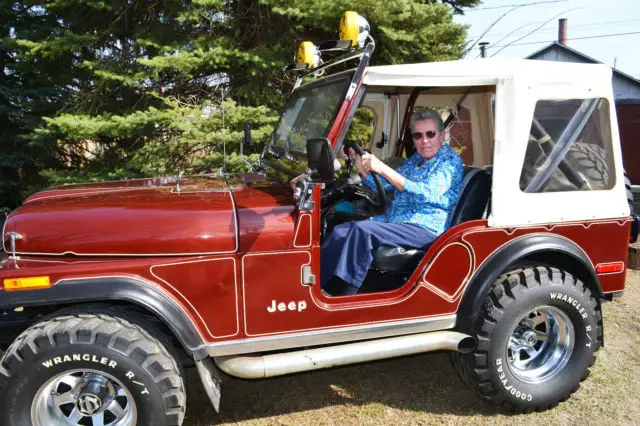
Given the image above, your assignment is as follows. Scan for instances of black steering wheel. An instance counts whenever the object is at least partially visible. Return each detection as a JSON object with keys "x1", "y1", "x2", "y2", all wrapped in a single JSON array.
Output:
[{"x1": 341, "y1": 142, "x2": 388, "y2": 213}]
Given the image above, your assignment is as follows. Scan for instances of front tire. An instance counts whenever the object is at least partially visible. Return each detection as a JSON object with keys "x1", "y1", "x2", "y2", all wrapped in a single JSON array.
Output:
[
  {"x1": 453, "y1": 266, "x2": 602, "y2": 412},
  {"x1": 0, "y1": 313, "x2": 186, "y2": 425}
]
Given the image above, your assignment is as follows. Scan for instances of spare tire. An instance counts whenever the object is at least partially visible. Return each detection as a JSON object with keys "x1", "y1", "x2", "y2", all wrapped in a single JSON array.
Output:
[
  {"x1": 563, "y1": 142, "x2": 609, "y2": 189},
  {"x1": 520, "y1": 141, "x2": 611, "y2": 192},
  {"x1": 625, "y1": 172, "x2": 634, "y2": 211}
]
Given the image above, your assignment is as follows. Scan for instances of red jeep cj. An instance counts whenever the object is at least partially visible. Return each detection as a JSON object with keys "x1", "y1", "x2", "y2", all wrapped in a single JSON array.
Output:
[{"x1": 1, "y1": 12, "x2": 638, "y2": 426}]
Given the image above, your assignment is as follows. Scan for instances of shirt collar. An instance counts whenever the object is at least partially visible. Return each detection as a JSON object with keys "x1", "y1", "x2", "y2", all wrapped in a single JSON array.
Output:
[{"x1": 411, "y1": 144, "x2": 448, "y2": 165}]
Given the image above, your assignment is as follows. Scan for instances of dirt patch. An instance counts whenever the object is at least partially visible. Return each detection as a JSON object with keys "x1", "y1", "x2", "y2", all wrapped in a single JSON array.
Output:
[{"x1": 184, "y1": 270, "x2": 640, "y2": 425}]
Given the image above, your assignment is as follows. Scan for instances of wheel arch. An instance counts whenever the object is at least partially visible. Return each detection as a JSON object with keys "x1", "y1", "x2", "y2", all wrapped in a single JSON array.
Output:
[
  {"x1": 456, "y1": 233, "x2": 602, "y2": 332},
  {"x1": 0, "y1": 277, "x2": 208, "y2": 360}
]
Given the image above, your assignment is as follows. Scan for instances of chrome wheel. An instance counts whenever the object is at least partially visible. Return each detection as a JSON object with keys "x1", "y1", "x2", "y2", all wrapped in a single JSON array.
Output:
[
  {"x1": 507, "y1": 306, "x2": 575, "y2": 383},
  {"x1": 31, "y1": 369, "x2": 137, "y2": 426}
]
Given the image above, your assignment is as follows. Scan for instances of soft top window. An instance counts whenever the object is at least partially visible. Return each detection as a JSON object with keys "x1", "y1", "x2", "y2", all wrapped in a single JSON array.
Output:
[{"x1": 520, "y1": 98, "x2": 614, "y2": 193}]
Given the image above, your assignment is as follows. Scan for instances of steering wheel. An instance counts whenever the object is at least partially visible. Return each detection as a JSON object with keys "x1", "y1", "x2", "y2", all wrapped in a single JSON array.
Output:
[{"x1": 341, "y1": 142, "x2": 388, "y2": 213}]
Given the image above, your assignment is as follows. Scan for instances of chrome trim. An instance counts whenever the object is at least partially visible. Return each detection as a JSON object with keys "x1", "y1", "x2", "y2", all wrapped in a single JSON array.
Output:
[
  {"x1": 205, "y1": 314, "x2": 456, "y2": 356},
  {"x1": 7, "y1": 232, "x2": 22, "y2": 260},
  {"x1": 215, "y1": 330, "x2": 473, "y2": 379}
]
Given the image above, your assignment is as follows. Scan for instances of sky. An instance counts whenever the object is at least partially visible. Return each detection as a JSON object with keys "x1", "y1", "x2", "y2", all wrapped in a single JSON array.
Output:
[{"x1": 454, "y1": 0, "x2": 640, "y2": 79}]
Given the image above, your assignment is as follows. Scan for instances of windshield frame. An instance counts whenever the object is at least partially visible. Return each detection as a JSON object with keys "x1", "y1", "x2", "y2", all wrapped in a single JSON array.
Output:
[{"x1": 264, "y1": 69, "x2": 355, "y2": 162}]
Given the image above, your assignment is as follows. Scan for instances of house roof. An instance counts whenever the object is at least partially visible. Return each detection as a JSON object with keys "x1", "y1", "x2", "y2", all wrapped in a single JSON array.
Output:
[{"x1": 526, "y1": 42, "x2": 640, "y2": 89}]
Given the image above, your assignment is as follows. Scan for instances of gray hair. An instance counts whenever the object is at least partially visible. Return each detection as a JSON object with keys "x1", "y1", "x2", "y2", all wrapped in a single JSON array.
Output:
[{"x1": 409, "y1": 109, "x2": 444, "y2": 131}]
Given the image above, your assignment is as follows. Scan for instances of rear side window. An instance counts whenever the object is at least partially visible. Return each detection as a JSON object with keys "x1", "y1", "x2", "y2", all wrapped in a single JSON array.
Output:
[{"x1": 519, "y1": 98, "x2": 614, "y2": 193}]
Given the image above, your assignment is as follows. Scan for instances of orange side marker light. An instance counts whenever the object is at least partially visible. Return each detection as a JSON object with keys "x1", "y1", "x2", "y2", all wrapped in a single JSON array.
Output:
[{"x1": 3, "y1": 276, "x2": 51, "y2": 291}]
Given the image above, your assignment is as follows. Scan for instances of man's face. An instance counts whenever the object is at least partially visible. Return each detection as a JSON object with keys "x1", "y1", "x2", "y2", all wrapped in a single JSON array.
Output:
[{"x1": 412, "y1": 118, "x2": 444, "y2": 160}]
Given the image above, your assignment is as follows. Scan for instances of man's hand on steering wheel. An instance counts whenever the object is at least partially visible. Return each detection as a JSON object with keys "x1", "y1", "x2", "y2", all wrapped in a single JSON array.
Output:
[{"x1": 341, "y1": 142, "x2": 388, "y2": 213}]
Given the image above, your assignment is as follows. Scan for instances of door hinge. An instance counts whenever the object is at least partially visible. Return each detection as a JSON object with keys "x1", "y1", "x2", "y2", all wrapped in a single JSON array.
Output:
[{"x1": 302, "y1": 265, "x2": 316, "y2": 286}]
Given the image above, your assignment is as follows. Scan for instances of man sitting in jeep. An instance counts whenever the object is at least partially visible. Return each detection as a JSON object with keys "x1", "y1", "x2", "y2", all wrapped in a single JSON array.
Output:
[{"x1": 321, "y1": 109, "x2": 464, "y2": 295}]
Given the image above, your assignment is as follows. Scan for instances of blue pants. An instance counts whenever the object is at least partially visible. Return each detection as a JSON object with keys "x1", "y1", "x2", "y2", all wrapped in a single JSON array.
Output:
[{"x1": 321, "y1": 220, "x2": 436, "y2": 292}]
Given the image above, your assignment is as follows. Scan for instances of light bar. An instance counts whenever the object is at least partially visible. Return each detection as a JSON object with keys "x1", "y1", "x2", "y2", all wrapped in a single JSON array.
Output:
[
  {"x1": 339, "y1": 11, "x2": 370, "y2": 48},
  {"x1": 296, "y1": 41, "x2": 320, "y2": 68}
]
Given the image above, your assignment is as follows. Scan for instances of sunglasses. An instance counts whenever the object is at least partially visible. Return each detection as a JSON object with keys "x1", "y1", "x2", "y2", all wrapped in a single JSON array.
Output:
[{"x1": 412, "y1": 130, "x2": 438, "y2": 140}]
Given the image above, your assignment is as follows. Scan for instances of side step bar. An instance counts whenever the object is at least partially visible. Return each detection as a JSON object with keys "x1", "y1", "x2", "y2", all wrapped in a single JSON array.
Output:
[{"x1": 215, "y1": 331, "x2": 475, "y2": 379}]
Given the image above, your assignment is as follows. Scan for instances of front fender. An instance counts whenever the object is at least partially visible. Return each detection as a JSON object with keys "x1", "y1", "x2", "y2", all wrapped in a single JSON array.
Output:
[{"x1": 0, "y1": 277, "x2": 208, "y2": 359}]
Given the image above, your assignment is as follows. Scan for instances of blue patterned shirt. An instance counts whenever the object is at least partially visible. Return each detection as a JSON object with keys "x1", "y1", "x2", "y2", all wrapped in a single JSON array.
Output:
[{"x1": 364, "y1": 144, "x2": 463, "y2": 236}]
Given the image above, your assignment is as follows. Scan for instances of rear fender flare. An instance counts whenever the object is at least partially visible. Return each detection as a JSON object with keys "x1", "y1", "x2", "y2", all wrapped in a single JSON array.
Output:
[{"x1": 456, "y1": 233, "x2": 602, "y2": 331}]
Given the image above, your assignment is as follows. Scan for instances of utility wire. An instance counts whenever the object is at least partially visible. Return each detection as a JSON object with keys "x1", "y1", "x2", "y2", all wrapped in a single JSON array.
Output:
[
  {"x1": 462, "y1": 5, "x2": 527, "y2": 57},
  {"x1": 491, "y1": 7, "x2": 581, "y2": 56},
  {"x1": 462, "y1": 1, "x2": 574, "y2": 58},
  {"x1": 468, "y1": 18, "x2": 640, "y2": 39},
  {"x1": 490, "y1": 31, "x2": 640, "y2": 49},
  {"x1": 488, "y1": 22, "x2": 538, "y2": 50},
  {"x1": 466, "y1": 0, "x2": 568, "y2": 11}
]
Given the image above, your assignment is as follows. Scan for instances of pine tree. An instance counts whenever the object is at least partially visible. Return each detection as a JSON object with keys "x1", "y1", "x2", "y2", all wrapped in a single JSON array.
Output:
[{"x1": 1, "y1": 0, "x2": 478, "y2": 207}]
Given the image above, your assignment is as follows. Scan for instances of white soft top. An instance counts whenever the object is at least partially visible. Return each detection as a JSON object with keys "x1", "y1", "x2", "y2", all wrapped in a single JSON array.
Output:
[
  {"x1": 364, "y1": 58, "x2": 612, "y2": 88},
  {"x1": 364, "y1": 57, "x2": 629, "y2": 226}
]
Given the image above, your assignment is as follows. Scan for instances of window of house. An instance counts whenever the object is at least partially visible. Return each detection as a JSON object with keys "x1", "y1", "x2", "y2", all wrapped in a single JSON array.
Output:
[{"x1": 519, "y1": 98, "x2": 614, "y2": 193}]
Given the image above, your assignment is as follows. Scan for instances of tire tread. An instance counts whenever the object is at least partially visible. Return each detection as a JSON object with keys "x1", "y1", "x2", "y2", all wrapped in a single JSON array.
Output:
[
  {"x1": 452, "y1": 266, "x2": 602, "y2": 413},
  {"x1": 0, "y1": 313, "x2": 186, "y2": 425}
]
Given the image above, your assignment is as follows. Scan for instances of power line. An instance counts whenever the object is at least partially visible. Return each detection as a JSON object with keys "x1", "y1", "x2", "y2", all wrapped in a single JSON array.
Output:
[
  {"x1": 490, "y1": 31, "x2": 640, "y2": 49},
  {"x1": 462, "y1": 4, "x2": 528, "y2": 57},
  {"x1": 491, "y1": 7, "x2": 581, "y2": 56},
  {"x1": 468, "y1": 19, "x2": 640, "y2": 39},
  {"x1": 466, "y1": 0, "x2": 568, "y2": 11}
]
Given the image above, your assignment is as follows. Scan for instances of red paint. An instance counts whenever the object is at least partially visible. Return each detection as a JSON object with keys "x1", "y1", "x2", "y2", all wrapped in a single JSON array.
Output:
[
  {"x1": 151, "y1": 258, "x2": 240, "y2": 338},
  {"x1": 230, "y1": 178, "x2": 298, "y2": 253},
  {"x1": 5, "y1": 178, "x2": 237, "y2": 256},
  {"x1": 423, "y1": 242, "x2": 473, "y2": 299},
  {"x1": 328, "y1": 78, "x2": 364, "y2": 147},
  {"x1": 1, "y1": 171, "x2": 631, "y2": 344}
]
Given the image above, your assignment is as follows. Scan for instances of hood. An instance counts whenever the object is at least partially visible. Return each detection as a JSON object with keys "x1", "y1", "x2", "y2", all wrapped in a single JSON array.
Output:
[{"x1": 3, "y1": 176, "x2": 239, "y2": 256}]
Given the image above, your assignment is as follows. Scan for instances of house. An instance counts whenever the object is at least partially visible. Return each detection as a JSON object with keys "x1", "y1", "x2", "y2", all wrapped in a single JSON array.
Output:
[{"x1": 525, "y1": 19, "x2": 640, "y2": 184}]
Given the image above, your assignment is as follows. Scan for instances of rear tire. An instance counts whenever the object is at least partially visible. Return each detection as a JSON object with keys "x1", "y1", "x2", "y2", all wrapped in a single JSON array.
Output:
[
  {"x1": 452, "y1": 266, "x2": 602, "y2": 412},
  {"x1": 0, "y1": 313, "x2": 186, "y2": 425}
]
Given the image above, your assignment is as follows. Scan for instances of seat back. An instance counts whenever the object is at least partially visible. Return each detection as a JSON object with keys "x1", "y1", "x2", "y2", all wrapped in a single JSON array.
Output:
[{"x1": 448, "y1": 167, "x2": 491, "y2": 228}]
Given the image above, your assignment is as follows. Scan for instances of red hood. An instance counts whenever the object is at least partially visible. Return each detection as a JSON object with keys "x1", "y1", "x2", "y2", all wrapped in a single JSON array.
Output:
[
  {"x1": 3, "y1": 174, "x2": 299, "y2": 257},
  {"x1": 4, "y1": 176, "x2": 239, "y2": 256}
]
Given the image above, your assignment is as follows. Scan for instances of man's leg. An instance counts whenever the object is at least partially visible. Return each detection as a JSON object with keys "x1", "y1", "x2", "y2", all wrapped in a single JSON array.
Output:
[
  {"x1": 329, "y1": 221, "x2": 436, "y2": 291},
  {"x1": 320, "y1": 221, "x2": 355, "y2": 290}
]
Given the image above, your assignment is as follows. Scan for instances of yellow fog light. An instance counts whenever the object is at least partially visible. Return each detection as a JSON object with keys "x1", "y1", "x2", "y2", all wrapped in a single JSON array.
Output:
[
  {"x1": 296, "y1": 41, "x2": 320, "y2": 68},
  {"x1": 4, "y1": 276, "x2": 51, "y2": 291},
  {"x1": 339, "y1": 11, "x2": 370, "y2": 48}
]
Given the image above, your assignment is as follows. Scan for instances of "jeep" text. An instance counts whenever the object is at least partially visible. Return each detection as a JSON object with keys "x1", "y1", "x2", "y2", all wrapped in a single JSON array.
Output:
[{"x1": 267, "y1": 299, "x2": 307, "y2": 313}]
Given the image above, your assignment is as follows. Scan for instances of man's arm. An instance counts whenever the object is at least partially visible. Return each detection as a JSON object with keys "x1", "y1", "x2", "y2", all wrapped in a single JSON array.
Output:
[{"x1": 350, "y1": 149, "x2": 406, "y2": 192}]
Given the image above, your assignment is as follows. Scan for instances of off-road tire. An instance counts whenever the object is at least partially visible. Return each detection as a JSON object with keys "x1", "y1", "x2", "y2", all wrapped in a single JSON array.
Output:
[
  {"x1": 564, "y1": 142, "x2": 609, "y2": 187},
  {"x1": 0, "y1": 313, "x2": 186, "y2": 425},
  {"x1": 452, "y1": 266, "x2": 602, "y2": 412},
  {"x1": 625, "y1": 172, "x2": 635, "y2": 215}
]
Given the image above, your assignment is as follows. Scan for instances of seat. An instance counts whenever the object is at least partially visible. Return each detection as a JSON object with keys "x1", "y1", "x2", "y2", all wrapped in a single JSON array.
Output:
[
  {"x1": 447, "y1": 167, "x2": 491, "y2": 228},
  {"x1": 370, "y1": 167, "x2": 491, "y2": 275}
]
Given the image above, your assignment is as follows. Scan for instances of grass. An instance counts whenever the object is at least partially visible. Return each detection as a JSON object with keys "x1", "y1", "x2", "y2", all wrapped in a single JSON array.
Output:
[{"x1": 184, "y1": 270, "x2": 640, "y2": 425}]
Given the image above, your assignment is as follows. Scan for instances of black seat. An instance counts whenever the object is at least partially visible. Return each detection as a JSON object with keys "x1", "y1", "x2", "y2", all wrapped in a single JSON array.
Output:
[
  {"x1": 447, "y1": 167, "x2": 491, "y2": 227},
  {"x1": 370, "y1": 167, "x2": 491, "y2": 275}
]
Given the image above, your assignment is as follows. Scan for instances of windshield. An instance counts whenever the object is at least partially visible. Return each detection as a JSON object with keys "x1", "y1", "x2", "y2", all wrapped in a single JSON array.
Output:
[{"x1": 270, "y1": 76, "x2": 350, "y2": 154}]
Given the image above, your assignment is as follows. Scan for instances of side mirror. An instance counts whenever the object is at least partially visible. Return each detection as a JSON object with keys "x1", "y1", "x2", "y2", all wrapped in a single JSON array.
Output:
[{"x1": 306, "y1": 137, "x2": 335, "y2": 182}]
